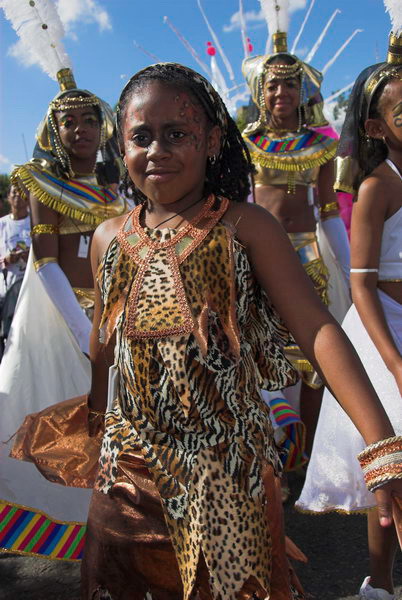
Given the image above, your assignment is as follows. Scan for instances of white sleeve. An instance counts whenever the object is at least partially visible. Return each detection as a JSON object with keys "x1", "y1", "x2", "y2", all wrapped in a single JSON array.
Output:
[
  {"x1": 320, "y1": 216, "x2": 350, "y2": 283},
  {"x1": 36, "y1": 261, "x2": 91, "y2": 354}
]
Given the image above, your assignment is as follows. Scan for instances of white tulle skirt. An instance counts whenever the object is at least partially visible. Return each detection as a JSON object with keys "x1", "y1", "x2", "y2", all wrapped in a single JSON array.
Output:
[{"x1": 296, "y1": 289, "x2": 402, "y2": 513}]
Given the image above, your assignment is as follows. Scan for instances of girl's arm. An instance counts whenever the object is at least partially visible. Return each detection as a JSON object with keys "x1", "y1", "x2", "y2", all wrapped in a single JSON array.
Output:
[
  {"x1": 30, "y1": 194, "x2": 92, "y2": 353},
  {"x1": 234, "y1": 202, "x2": 401, "y2": 524},
  {"x1": 350, "y1": 177, "x2": 402, "y2": 394},
  {"x1": 87, "y1": 219, "x2": 121, "y2": 424}
]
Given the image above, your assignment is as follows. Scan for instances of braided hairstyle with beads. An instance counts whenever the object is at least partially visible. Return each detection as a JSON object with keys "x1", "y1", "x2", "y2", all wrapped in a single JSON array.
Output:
[{"x1": 116, "y1": 63, "x2": 253, "y2": 203}]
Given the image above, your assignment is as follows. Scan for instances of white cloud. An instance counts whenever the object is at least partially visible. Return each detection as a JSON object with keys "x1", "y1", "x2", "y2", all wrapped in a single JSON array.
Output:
[
  {"x1": 0, "y1": 154, "x2": 11, "y2": 167},
  {"x1": 296, "y1": 45, "x2": 308, "y2": 58},
  {"x1": 223, "y1": 1, "x2": 307, "y2": 33},
  {"x1": 223, "y1": 10, "x2": 264, "y2": 33},
  {"x1": 289, "y1": 0, "x2": 308, "y2": 11},
  {"x1": 56, "y1": 0, "x2": 112, "y2": 34},
  {"x1": 6, "y1": 0, "x2": 112, "y2": 72}
]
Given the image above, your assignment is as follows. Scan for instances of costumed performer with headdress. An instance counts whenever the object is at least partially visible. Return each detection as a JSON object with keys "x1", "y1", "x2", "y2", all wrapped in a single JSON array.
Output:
[
  {"x1": 297, "y1": 2, "x2": 402, "y2": 598},
  {"x1": 78, "y1": 60, "x2": 402, "y2": 600},
  {"x1": 0, "y1": 0, "x2": 126, "y2": 561},
  {"x1": 242, "y1": 0, "x2": 351, "y2": 459}
]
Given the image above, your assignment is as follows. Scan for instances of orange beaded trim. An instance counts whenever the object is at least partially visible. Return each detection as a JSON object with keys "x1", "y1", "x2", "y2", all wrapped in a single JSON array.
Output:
[{"x1": 116, "y1": 195, "x2": 229, "y2": 339}]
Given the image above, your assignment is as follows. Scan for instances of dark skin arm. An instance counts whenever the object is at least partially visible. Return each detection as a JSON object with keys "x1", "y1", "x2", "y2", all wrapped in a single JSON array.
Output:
[
  {"x1": 88, "y1": 215, "x2": 126, "y2": 417},
  {"x1": 29, "y1": 193, "x2": 60, "y2": 261},
  {"x1": 29, "y1": 193, "x2": 95, "y2": 288}
]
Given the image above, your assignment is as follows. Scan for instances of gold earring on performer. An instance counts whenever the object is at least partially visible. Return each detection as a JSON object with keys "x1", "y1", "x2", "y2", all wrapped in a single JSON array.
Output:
[{"x1": 209, "y1": 155, "x2": 217, "y2": 165}]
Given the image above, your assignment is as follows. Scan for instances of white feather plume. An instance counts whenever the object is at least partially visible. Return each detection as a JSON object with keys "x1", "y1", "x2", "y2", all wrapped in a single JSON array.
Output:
[
  {"x1": 384, "y1": 0, "x2": 402, "y2": 35},
  {"x1": 259, "y1": 0, "x2": 290, "y2": 37},
  {"x1": 0, "y1": 0, "x2": 71, "y2": 80}
]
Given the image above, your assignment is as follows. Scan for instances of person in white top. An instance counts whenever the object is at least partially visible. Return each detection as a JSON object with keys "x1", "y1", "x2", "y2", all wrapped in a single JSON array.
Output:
[
  {"x1": 0, "y1": 184, "x2": 30, "y2": 350},
  {"x1": 297, "y1": 54, "x2": 402, "y2": 600}
]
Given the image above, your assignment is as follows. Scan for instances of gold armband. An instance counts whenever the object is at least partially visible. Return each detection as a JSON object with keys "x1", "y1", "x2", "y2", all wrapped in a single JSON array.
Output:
[
  {"x1": 33, "y1": 256, "x2": 58, "y2": 271},
  {"x1": 320, "y1": 201, "x2": 339, "y2": 215},
  {"x1": 31, "y1": 224, "x2": 60, "y2": 235}
]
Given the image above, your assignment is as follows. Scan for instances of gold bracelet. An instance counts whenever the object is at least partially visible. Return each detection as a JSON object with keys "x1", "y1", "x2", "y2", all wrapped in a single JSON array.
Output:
[
  {"x1": 31, "y1": 224, "x2": 60, "y2": 235},
  {"x1": 33, "y1": 256, "x2": 58, "y2": 271},
  {"x1": 320, "y1": 201, "x2": 339, "y2": 214}
]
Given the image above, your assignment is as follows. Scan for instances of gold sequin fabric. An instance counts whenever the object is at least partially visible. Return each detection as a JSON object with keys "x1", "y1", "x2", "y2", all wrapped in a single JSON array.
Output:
[{"x1": 95, "y1": 196, "x2": 298, "y2": 599}]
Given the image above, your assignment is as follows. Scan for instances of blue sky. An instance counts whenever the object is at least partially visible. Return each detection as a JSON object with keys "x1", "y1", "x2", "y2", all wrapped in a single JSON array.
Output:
[{"x1": 0, "y1": 0, "x2": 394, "y2": 173}]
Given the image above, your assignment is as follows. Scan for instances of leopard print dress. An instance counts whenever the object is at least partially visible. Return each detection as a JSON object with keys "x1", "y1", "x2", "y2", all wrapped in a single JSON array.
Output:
[{"x1": 94, "y1": 195, "x2": 298, "y2": 600}]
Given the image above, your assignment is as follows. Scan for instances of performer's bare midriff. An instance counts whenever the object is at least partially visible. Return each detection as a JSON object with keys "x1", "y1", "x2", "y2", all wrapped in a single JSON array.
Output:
[
  {"x1": 57, "y1": 231, "x2": 94, "y2": 287},
  {"x1": 255, "y1": 184, "x2": 317, "y2": 232}
]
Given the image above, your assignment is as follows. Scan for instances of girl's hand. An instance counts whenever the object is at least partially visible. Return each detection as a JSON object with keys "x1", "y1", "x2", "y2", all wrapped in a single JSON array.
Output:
[{"x1": 374, "y1": 479, "x2": 402, "y2": 527}]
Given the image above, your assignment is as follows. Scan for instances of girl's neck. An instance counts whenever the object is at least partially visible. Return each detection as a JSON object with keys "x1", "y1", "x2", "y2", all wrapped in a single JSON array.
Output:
[
  {"x1": 267, "y1": 114, "x2": 300, "y2": 133},
  {"x1": 144, "y1": 194, "x2": 206, "y2": 230},
  {"x1": 69, "y1": 155, "x2": 97, "y2": 177},
  {"x1": 386, "y1": 151, "x2": 402, "y2": 174}
]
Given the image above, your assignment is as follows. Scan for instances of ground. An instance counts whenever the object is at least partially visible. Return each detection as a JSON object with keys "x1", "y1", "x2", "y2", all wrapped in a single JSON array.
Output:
[{"x1": 1, "y1": 473, "x2": 401, "y2": 599}]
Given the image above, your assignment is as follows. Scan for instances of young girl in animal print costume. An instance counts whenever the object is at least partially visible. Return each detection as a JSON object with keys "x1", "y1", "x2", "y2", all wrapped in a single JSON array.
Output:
[{"x1": 82, "y1": 63, "x2": 402, "y2": 600}]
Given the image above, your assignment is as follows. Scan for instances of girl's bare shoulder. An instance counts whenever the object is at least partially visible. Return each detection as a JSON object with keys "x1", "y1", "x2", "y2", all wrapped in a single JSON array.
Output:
[
  {"x1": 92, "y1": 211, "x2": 130, "y2": 259},
  {"x1": 357, "y1": 161, "x2": 400, "y2": 218},
  {"x1": 222, "y1": 199, "x2": 285, "y2": 248}
]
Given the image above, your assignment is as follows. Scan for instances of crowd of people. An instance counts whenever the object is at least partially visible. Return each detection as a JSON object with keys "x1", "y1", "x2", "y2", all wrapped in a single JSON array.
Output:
[{"x1": 0, "y1": 1, "x2": 401, "y2": 600}]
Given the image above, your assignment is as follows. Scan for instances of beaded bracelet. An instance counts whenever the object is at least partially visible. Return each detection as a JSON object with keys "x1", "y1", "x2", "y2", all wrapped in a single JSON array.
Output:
[{"x1": 357, "y1": 436, "x2": 402, "y2": 493}]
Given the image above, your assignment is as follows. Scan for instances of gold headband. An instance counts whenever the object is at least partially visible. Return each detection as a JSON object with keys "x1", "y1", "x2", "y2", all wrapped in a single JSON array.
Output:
[
  {"x1": 50, "y1": 95, "x2": 100, "y2": 112},
  {"x1": 264, "y1": 62, "x2": 303, "y2": 82}
]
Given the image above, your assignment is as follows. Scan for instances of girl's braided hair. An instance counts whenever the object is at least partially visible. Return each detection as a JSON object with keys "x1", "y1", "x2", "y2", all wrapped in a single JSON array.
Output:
[{"x1": 116, "y1": 63, "x2": 253, "y2": 203}]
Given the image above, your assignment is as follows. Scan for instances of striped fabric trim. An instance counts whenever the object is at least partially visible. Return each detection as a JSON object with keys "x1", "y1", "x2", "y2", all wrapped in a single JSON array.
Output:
[
  {"x1": 12, "y1": 164, "x2": 126, "y2": 227},
  {"x1": 248, "y1": 130, "x2": 326, "y2": 154},
  {"x1": 270, "y1": 397, "x2": 300, "y2": 427},
  {"x1": 0, "y1": 501, "x2": 86, "y2": 561},
  {"x1": 35, "y1": 169, "x2": 117, "y2": 206},
  {"x1": 269, "y1": 397, "x2": 307, "y2": 471}
]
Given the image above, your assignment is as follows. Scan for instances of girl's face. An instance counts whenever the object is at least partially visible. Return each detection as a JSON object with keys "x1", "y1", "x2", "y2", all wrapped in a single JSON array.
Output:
[
  {"x1": 378, "y1": 78, "x2": 402, "y2": 148},
  {"x1": 264, "y1": 72, "x2": 300, "y2": 120},
  {"x1": 54, "y1": 106, "x2": 100, "y2": 160},
  {"x1": 122, "y1": 81, "x2": 220, "y2": 206}
]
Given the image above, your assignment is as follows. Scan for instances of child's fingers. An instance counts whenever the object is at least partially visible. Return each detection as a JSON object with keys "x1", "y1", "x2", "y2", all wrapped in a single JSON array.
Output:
[
  {"x1": 374, "y1": 481, "x2": 402, "y2": 527},
  {"x1": 374, "y1": 486, "x2": 394, "y2": 527}
]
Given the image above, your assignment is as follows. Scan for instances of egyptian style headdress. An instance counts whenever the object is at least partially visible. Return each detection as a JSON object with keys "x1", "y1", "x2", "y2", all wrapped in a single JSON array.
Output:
[
  {"x1": 242, "y1": 0, "x2": 328, "y2": 134},
  {"x1": 335, "y1": 0, "x2": 402, "y2": 195},
  {"x1": 1, "y1": 0, "x2": 119, "y2": 181}
]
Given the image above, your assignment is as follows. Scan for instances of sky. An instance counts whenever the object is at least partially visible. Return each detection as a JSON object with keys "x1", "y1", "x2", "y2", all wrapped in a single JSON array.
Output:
[{"x1": 0, "y1": 0, "x2": 395, "y2": 173}]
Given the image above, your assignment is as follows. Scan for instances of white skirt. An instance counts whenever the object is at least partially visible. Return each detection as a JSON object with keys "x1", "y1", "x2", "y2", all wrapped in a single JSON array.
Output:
[
  {"x1": 0, "y1": 252, "x2": 92, "y2": 526},
  {"x1": 296, "y1": 289, "x2": 402, "y2": 513}
]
